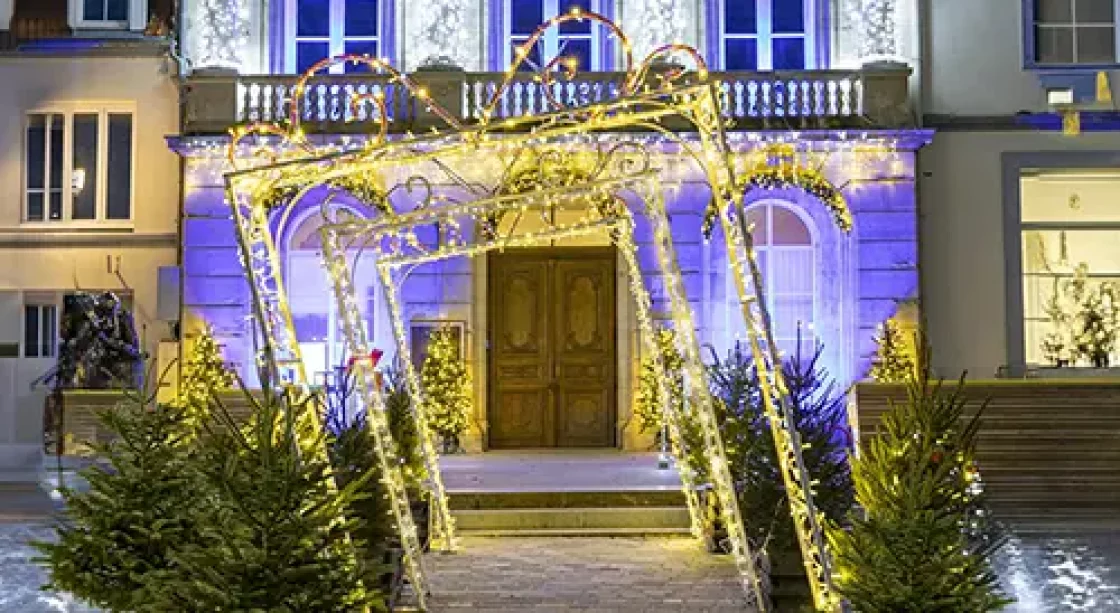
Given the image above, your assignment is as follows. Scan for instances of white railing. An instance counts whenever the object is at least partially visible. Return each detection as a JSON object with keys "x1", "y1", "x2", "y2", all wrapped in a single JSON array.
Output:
[{"x1": 184, "y1": 66, "x2": 904, "y2": 133}]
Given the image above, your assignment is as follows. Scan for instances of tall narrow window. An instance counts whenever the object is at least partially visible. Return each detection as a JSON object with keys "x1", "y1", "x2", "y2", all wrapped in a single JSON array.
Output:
[
  {"x1": 729, "y1": 202, "x2": 817, "y2": 358},
  {"x1": 719, "y1": 0, "x2": 816, "y2": 70},
  {"x1": 289, "y1": 0, "x2": 381, "y2": 74},
  {"x1": 24, "y1": 304, "x2": 57, "y2": 358},
  {"x1": 24, "y1": 109, "x2": 134, "y2": 224},
  {"x1": 505, "y1": 0, "x2": 601, "y2": 71}
]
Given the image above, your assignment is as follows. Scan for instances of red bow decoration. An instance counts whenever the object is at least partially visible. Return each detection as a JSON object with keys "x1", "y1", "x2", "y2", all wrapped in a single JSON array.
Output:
[{"x1": 347, "y1": 348, "x2": 384, "y2": 370}]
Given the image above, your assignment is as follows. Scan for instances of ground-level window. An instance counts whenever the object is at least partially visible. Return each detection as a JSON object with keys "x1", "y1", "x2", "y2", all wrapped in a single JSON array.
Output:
[
  {"x1": 23, "y1": 303, "x2": 57, "y2": 358},
  {"x1": 1020, "y1": 170, "x2": 1120, "y2": 367},
  {"x1": 729, "y1": 201, "x2": 817, "y2": 359},
  {"x1": 24, "y1": 109, "x2": 134, "y2": 223}
]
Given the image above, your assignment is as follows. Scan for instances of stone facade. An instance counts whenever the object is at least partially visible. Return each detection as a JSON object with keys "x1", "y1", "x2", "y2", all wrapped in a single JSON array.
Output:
[{"x1": 173, "y1": 132, "x2": 928, "y2": 452}]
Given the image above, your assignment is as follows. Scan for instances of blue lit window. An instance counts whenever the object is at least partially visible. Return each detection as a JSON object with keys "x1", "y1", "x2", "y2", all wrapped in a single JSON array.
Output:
[
  {"x1": 1031, "y1": 0, "x2": 1119, "y2": 65},
  {"x1": 719, "y1": 0, "x2": 816, "y2": 70},
  {"x1": 287, "y1": 0, "x2": 381, "y2": 74},
  {"x1": 504, "y1": 0, "x2": 603, "y2": 71}
]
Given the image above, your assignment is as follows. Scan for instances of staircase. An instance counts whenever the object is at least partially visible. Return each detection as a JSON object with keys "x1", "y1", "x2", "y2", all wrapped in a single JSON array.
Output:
[{"x1": 449, "y1": 489, "x2": 692, "y2": 537}]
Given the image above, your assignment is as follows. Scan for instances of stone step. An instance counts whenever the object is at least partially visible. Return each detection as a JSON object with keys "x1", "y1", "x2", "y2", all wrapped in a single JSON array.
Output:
[
  {"x1": 448, "y1": 488, "x2": 686, "y2": 510},
  {"x1": 457, "y1": 527, "x2": 695, "y2": 537},
  {"x1": 452, "y1": 506, "x2": 692, "y2": 533}
]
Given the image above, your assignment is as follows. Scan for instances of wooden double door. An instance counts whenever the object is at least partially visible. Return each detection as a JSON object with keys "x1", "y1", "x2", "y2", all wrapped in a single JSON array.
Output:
[{"x1": 488, "y1": 248, "x2": 617, "y2": 448}]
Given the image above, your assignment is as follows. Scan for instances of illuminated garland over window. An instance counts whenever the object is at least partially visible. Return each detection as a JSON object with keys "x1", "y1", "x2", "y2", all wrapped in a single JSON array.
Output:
[
  {"x1": 742, "y1": 163, "x2": 853, "y2": 232},
  {"x1": 702, "y1": 161, "x2": 853, "y2": 237}
]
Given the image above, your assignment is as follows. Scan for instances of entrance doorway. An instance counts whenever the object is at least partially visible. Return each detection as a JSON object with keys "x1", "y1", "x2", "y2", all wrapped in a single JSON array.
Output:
[{"x1": 487, "y1": 248, "x2": 617, "y2": 448}]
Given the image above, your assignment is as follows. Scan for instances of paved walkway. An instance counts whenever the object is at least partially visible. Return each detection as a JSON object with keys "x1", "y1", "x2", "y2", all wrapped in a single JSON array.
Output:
[{"x1": 416, "y1": 536, "x2": 750, "y2": 612}]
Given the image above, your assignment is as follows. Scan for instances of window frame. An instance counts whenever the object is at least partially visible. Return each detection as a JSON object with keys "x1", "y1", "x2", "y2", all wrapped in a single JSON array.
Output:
[
  {"x1": 23, "y1": 302, "x2": 58, "y2": 359},
  {"x1": 728, "y1": 201, "x2": 819, "y2": 358},
  {"x1": 712, "y1": 0, "x2": 820, "y2": 71},
  {"x1": 503, "y1": 0, "x2": 604, "y2": 71},
  {"x1": 284, "y1": 0, "x2": 387, "y2": 74},
  {"x1": 69, "y1": 0, "x2": 141, "y2": 30},
  {"x1": 1025, "y1": 0, "x2": 1120, "y2": 68},
  {"x1": 22, "y1": 104, "x2": 136, "y2": 227}
]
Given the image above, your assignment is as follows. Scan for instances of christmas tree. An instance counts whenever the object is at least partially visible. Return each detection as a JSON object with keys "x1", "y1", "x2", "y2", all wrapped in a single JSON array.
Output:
[
  {"x1": 635, "y1": 326, "x2": 709, "y2": 481},
  {"x1": 869, "y1": 318, "x2": 915, "y2": 383},
  {"x1": 34, "y1": 396, "x2": 206, "y2": 611},
  {"x1": 173, "y1": 326, "x2": 235, "y2": 430},
  {"x1": 634, "y1": 326, "x2": 685, "y2": 433},
  {"x1": 142, "y1": 385, "x2": 383, "y2": 611},
  {"x1": 420, "y1": 327, "x2": 472, "y2": 452},
  {"x1": 828, "y1": 362, "x2": 1011, "y2": 612}
]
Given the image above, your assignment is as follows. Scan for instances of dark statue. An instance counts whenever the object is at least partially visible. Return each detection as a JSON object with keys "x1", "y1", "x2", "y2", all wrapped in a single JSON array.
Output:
[{"x1": 33, "y1": 291, "x2": 143, "y2": 455}]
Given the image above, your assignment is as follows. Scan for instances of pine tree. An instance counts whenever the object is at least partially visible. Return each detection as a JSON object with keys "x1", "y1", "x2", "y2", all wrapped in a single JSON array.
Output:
[
  {"x1": 173, "y1": 326, "x2": 234, "y2": 430},
  {"x1": 420, "y1": 328, "x2": 472, "y2": 452},
  {"x1": 869, "y1": 319, "x2": 915, "y2": 383},
  {"x1": 33, "y1": 394, "x2": 207, "y2": 611},
  {"x1": 145, "y1": 387, "x2": 384, "y2": 611},
  {"x1": 828, "y1": 366, "x2": 1011, "y2": 612},
  {"x1": 710, "y1": 340, "x2": 854, "y2": 557}
]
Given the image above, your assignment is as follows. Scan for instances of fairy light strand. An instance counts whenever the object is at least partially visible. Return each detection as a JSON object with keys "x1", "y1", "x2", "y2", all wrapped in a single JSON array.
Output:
[{"x1": 215, "y1": 14, "x2": 865, "y2": 611}]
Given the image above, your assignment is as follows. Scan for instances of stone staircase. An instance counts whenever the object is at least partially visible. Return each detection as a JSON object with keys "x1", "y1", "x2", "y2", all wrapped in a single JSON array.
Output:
[{"x1": 448, "y1": 489, "x2": 692, "y2": 537}]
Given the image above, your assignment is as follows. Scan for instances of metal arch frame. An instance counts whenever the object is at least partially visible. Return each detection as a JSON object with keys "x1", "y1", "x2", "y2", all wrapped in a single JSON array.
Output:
[
  {"x1": 316, "y1": 171, "x2": 776, "y2": 608},
  {"x1": 221, "y1": 40, "x2": 840, "y2": 612}
]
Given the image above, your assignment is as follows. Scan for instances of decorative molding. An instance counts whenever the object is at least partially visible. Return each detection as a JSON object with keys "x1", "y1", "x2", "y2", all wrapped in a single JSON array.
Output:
[{"x1": 0, "y1": 231, "x2": 177, "y2": 248}]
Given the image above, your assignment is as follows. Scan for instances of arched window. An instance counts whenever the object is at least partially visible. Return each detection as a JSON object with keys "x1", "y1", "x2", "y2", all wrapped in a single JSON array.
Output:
[
  {"x1": 286, "y1": 0, "x2": 384, "y2": 74},
  {"x1": 283, "y1": 208, "x2": 381, "y2": 385},
  {"x1": 729, "y1": 201, "x2": 817, "y2": 359}
]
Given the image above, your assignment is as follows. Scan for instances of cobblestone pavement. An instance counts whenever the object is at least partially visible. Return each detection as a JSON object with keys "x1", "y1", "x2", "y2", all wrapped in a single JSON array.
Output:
[{"x1": 417, "y1": 536, "x2": 752, "y2": 612}]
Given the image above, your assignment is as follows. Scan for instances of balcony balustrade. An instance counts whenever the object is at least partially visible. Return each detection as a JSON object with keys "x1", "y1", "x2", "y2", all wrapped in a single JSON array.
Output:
[{"x1": 183, "y1": 64, "x2": 912, "y2": 135}]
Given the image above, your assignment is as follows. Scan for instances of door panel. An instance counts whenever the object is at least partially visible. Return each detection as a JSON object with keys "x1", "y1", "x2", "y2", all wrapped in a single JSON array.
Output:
[
  {"x1": 489, "y1": 258, "x2": 552, "y2": 448},
  {"x1": 488, "y1": 249, "x2": 616, "y2": 448},
  {"x1": 554, "y1": 258, "x2": 615, "y2": 447}
]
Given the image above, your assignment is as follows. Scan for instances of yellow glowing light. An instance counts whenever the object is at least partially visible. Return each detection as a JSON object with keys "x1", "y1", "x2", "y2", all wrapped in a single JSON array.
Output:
[{"x1": 218, "y1": 12, "x2": 852, "y2": 613}]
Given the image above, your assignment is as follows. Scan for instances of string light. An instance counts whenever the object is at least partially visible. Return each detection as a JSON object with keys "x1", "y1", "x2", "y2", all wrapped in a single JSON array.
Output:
[
  {"x1": 190, "y1": 0, "x2": 253, "y2": 71},
  {"x1": 404, "y1": 0, "x2": 472, "y2": 69},
  {"x1": 857, "y1": 0, "x2": 899, "y2": 61},
  {"x1": 216, "y1": 13, "x2": 850, "y2": 613}
]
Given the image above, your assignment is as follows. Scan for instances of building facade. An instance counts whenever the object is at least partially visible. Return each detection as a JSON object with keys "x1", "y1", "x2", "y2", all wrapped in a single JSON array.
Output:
[
  {"x1": 921, "y1": 0, "x2": 1120, "y2": 378},
  {"x1": 0, "y1": 0, "x2": 180, "y2": 472},
  {"x1": 174, "y1": 0, "x2": 928, "y2": 451}
]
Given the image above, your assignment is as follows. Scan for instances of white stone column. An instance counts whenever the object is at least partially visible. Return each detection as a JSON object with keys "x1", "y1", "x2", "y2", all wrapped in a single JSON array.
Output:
[
  {"x1": 401, "y1": 0, "x2": 478, "y2": 71},
  {"x1": 183, "y1": 0, "x2": 263, "y2": 73},
  {"x1": 621, "y1": 0, "x2": 690, "y2": 61}
]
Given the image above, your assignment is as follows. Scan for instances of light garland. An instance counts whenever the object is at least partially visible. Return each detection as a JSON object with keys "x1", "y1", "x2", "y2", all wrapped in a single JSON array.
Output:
[
  {"x1": 623, "y1": 0, "x2": 687, "y2": 61},
  {"x1": 404, "y1": 0, "x2": 471, "y2": 70},
  {"x1": 857, "y1": 0, "x2": 898, "y2": 61},
  {"x1": 220, "y1": 13, "x2": 844, "y2": 612},
  {"x1": 190, "y1": 0, "x2": 253, "y2": 71}
]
